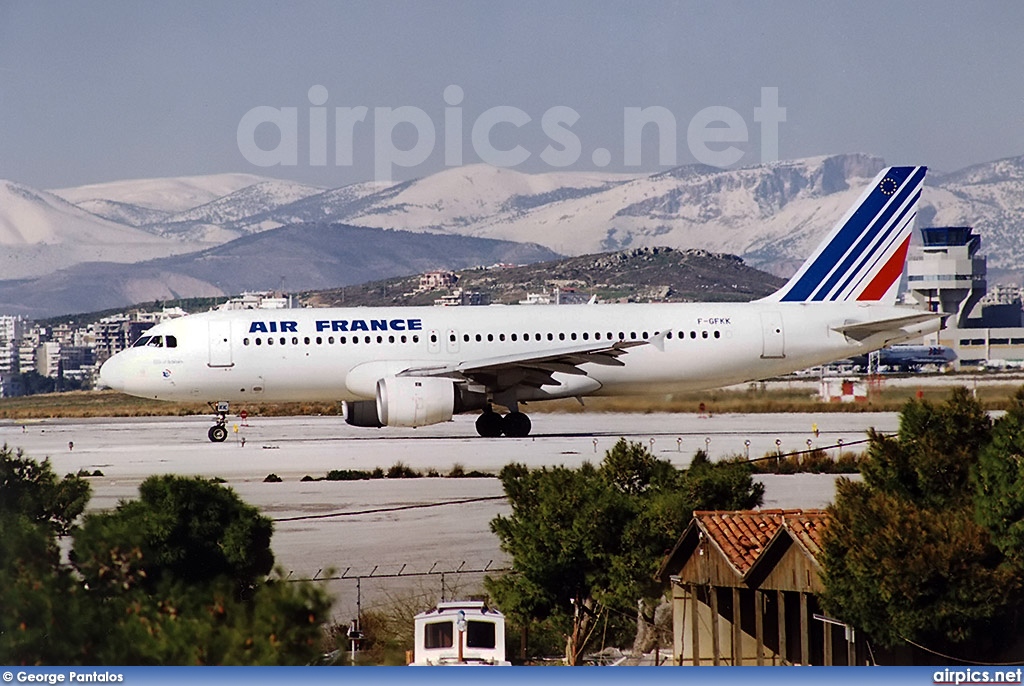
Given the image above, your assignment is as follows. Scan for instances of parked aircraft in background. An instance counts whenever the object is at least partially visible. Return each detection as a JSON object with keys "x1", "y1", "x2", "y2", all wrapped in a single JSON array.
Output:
[
  {"x1": 99, "y1": 166, "x2": 942, "y2": 440},
  {"x1": 846, "y1": 344, "x2": 957, "y2": 372}
]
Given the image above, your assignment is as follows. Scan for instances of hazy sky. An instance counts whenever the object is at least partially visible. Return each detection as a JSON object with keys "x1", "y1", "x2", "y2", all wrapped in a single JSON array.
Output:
[{"x1": 1, "y1": 1, "x2": 1022, "y2": 189}]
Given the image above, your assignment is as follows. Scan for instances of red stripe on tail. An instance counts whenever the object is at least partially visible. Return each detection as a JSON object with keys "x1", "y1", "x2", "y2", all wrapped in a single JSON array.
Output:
[{"x1": 856, "y1": 236, "x2": 911, "y2": 301}]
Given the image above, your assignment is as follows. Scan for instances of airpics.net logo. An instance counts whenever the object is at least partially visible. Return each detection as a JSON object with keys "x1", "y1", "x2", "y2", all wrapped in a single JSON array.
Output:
[{"x1": 236, "y1": 85, "x2": 786, "y2": 182}]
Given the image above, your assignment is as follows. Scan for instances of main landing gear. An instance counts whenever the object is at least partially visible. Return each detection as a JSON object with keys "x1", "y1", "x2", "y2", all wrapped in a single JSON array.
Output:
[
  {"x1": 208, "y1": 401, "x2": 229, "y2": 443},
  {"x1": 475, "y1": 407, "x2": 532, "y2": 438}
]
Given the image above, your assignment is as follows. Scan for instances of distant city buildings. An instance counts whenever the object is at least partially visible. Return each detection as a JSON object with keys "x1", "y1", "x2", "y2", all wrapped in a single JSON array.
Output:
[
  {"x1": 0, "y1": 307, "x2": 190, "y2": 397},
  {"x1": 0, "y1": 294, "x2": 303, "y2": 397},
  {"x1": 433, "y1": 288, "x2": 490, "y2": 306},
  {"x1": 217, "y1": 292, "x2": 290, "y2": 310},
  {"x1": 518, "y1": 287, "x2": 591, "y2": 305},
  {"x1": 417, "y1": 271, "x2": 459, "y2": 293}
]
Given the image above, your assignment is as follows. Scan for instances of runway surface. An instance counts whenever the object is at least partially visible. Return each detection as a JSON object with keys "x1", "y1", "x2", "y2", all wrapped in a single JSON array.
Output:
[{"x1": 1, "y1": 411, "x2": 897, "y2": 621}]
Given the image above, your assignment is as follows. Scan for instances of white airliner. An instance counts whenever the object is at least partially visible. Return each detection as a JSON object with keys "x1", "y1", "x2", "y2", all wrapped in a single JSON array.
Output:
[{"x1": 99, "y1": 165, "x2": 941, "y2": 441}]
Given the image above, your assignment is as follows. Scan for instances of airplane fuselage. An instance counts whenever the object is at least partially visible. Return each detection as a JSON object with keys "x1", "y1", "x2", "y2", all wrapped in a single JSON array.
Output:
[
  {"x1": 101, "y1": 300, "x2": 935, "y2": 405},
  {"x1": 98, "y1": 165, "x2": 939, "y2": 440}
]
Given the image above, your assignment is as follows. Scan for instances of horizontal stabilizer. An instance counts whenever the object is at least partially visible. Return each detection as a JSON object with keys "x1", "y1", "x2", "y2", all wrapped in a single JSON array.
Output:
[{"x1": 832, "y1": 311, "x2": 945, "y2": 341}]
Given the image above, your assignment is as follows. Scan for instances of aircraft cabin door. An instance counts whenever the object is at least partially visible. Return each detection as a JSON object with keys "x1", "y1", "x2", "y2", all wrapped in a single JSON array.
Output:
[
  {"x1": 446, "y1": 329, "x2": 459, "y2": 354},
  {"x1": 760, "y1": 311, "x2": 785, "y2": 359},
  {"x1": 208, "y1": 321, "x2": 234, "y2": 367}
]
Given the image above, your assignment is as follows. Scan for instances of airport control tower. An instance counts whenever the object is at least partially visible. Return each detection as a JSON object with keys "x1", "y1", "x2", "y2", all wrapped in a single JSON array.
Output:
[
  {"x1": 907, "y1": 226, "x2": 1024, "y2": 366},
  {"x1": 907, "y1": 226, "x2": 986, "y2": 329}
]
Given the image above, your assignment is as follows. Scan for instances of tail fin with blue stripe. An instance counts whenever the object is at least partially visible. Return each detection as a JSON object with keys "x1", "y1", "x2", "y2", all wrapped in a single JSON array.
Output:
[{"x1": 762, "y1": 165, "x2": 927, "y2": 304}]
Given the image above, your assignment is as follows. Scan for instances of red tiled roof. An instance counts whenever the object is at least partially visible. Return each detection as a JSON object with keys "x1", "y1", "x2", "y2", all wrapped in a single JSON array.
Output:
[
  {"x1": 782, "y1": 510, "x2": 830, "y2": 560},
  {"x1": 693, "y1": 510, "x2": 783, "y2": 575},
  {"x1": 693, "y1": 509, "x2": 829, "y2": 576}
]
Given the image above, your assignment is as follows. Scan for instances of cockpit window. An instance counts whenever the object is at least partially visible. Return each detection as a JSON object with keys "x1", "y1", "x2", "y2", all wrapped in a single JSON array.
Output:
[{"x1": 133, "y1": 335, "x2": 176, "y2": 348}]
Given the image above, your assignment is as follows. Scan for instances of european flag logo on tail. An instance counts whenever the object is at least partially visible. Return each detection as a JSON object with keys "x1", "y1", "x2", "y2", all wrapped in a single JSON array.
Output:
[{"x1": 764, "y1": 165, "x2": 927, "y2": 305}]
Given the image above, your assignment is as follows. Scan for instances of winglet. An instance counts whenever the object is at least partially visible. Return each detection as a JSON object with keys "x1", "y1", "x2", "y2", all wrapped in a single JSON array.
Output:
[{"x1": 762, "y1": 165, "x2": 927, "y2": 304}]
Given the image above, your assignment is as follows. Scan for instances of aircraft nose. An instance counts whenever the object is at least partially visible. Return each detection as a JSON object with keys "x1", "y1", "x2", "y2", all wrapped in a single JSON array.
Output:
[{"x1": 98, "y1": 353, "x2": 127, "y2": 392}]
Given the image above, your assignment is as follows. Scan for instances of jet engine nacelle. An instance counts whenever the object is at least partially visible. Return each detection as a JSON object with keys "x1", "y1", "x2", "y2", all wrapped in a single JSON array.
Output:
[
  {"x1": 376, "y1": 376, "x2": 455, "y2": 428},
  {"x1": 342, "y1": 399, "x2": 383, "y2": 428}
]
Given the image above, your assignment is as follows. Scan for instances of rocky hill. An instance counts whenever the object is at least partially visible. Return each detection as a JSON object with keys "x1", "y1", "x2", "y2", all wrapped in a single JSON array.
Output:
[{"x1": 304, "y1": 245, "x2": 784, "y2": 308}]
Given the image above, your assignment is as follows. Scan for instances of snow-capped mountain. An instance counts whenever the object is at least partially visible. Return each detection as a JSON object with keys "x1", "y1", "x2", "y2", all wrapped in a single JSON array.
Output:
[
  {"x1": 162, "y1": 179, "x2": 325, "y2": 226},
  {"x1": 253, "y1": 154, "x2": 1023, "y2": 276},
  {"x1": 147, "y1": 179, "x2": 327, "y2": 243},
  {"x1": 8, "y1": 153, "x2": 1024, "y2": 292},
  {"x1": 306, "y1": 164, "x2": 641, "y2": 232},
  {"x1": 0, "y1": 225, "x2": 561, "y2": 318},
  {"x1": 0, "y1": 180, "x2": 206, "y2": 280},
  {"x1": 70, "y1": 199, "x2": 175, "y2": 227},
  {"x1": 230, "y1": 179, "x2": 395, "y2": 232},
  {"x1": 288, "y1": 155, "x2": 886, "y2": 275},
  {"x1": 923, "y1": 157, "x2": 1024, "y2": 273},
  {"x1": 51, "y1": 173, "x2": 268, "y2": 212}
]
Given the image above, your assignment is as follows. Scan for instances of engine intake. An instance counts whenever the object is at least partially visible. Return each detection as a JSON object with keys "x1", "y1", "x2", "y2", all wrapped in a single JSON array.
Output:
[
  {"x1": 376, "y1": 376, "x2": 456, "y2": 428},
  {"x1": 342, "y1": 399, "x2": 383, "y2": 427}
]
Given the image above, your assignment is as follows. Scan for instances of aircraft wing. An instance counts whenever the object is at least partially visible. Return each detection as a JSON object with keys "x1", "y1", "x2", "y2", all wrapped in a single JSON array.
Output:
[
  {"x1": 832, "y1": 311, "x2": 945, "y2": 341},
  {"x1": 394, "y1": 339, "x2": 650, "y2": 391}
]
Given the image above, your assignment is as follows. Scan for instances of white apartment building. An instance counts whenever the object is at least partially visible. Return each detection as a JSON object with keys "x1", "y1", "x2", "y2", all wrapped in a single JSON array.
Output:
[
  {"x1": 0, "y1": 315, "x2": 24, "y2": 375},
  {"x1": 36, "y1": 341, "x2": 61, "y2": 378}
]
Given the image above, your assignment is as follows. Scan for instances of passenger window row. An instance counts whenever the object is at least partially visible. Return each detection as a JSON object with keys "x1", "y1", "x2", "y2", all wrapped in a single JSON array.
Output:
[
  {"x1": 245, "y1": 334, "x2": 420, "y2": 346},
  {"x1": 439, "y1": 330, "x2": 720, "y2": 343},
  {"x1": 241, "y1": 329, "x2": 723, "y2": 347}
]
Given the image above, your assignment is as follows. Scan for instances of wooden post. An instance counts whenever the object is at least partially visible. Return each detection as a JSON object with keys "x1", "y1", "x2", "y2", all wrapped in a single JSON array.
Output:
[
  {"x1": 823, "y1": 621, "x2": 832, "y2": 666},
  {"x1": 777, "y1": 590, "x2": 787, "y2": 665},
  {"x1": 755, "y1": 590, "x2": 764, "y2": 666},
  {"x1": 731, "y1": 588, "x2": 742, "y2": 665},
  {"x1": 799, "y1": 593, "x2": 809, "y2": 665},
  {"x1": 672, "y1": 586, "x2": 684, "y2": 666},
  {"x1": 710, "y1": 588, "x2": 721, "y2": 666},
  {"x1": 690, "y1": 585, "x2": 701, "y2": 666}
]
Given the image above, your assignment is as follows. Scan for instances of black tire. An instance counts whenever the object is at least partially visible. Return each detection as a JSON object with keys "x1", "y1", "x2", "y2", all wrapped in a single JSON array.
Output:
[
  {"x1": 475, "y1": 411, "x2": 504, "y2": 438},
  {"x1": 503, "y1": 412, "x2": 532, "y2": 438},
  {"x1": 208, "y1": 425, "x2": 228, "y2": 443}
]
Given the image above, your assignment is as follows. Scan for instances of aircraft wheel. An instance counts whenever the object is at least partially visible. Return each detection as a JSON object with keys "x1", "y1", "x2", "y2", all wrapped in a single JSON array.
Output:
[
  {"x1": 475, "y1": 411, "x2": 504, "y2": 438},
  {"x1": 503, "y1": 412, "x2": 532, "y2": 438},
  {"x1": 208, "y1": 425, "x2": 228, "y2": 443}
]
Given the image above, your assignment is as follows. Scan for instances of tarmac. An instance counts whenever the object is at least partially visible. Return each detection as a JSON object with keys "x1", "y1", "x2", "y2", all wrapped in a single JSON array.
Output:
[{"x1": 1, "y1": 410, "x2": 899, "y2": 622}]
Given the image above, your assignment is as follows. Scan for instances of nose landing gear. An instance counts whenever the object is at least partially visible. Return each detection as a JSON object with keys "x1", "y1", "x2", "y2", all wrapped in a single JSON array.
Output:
[{"x1": 208, "y1": 401, "x2": 230, "y2": 442}]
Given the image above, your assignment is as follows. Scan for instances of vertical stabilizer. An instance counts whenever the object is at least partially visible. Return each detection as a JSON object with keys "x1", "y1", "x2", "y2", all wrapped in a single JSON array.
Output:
[{"x1": 762, "y1": 165, "x2": 927, "y2": 304}]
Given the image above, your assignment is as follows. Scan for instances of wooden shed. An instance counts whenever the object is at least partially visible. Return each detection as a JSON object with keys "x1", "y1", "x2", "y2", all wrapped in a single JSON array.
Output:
[{"x1": 656, "y1": 509, "x2": 847, "y2": 665}]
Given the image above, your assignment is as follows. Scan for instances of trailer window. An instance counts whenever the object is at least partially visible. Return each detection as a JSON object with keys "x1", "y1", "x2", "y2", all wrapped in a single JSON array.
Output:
[
  {"x1": 466, "y1": 620, "x2": 496, "y2": 649},
  {"x1": 424, "y1": 621, "x2": 454, "y2": 649}
]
